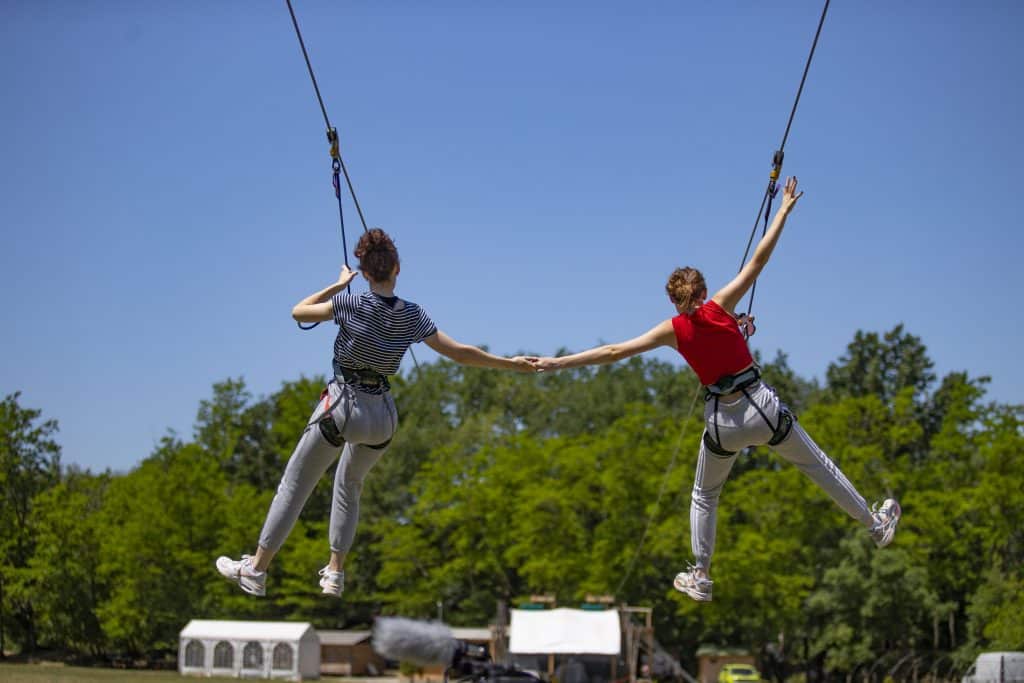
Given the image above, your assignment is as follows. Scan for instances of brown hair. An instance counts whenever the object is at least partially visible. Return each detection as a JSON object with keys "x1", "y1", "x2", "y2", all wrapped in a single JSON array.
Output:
[
  {"x1": 665, "y1": 267, "x2": 706, "y2": 312},
  {"x1": 354, "y1": 228, "x2": 399, "y2": 282}
]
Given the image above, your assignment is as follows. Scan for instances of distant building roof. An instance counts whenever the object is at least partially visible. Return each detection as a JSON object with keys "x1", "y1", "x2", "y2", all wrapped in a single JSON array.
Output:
[
  {"x1": 180, "y1": 620, "x2": 317, "y2": 641},
  {"x1": 451, "y1": 627, "x2": 492, "y2": 641},
  {"x1": 318, "y1": 630, "x2": 372, "y2": 646}
]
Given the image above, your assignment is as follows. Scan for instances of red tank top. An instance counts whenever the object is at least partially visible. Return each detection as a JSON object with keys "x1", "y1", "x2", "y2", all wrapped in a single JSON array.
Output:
[{"x1": 671, "y1": 300, "x2": 754, "y2": 386}]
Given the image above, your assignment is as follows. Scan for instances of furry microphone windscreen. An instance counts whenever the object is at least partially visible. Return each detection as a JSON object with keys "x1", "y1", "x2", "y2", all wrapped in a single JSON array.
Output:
[{"x1": 372, "y1": 617, "x2": 457, "y2": 666}]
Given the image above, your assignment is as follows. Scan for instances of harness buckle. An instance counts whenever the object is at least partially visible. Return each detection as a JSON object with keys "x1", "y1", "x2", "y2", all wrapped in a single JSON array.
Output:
[{"x1": 326, "y1": 127, "x2": 340, "y2": 160}]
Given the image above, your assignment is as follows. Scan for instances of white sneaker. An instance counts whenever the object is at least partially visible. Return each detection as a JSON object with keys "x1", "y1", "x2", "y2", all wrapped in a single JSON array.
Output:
[
  {"x1": 216, "y1": 555, "x2": 266, "y2": 596},
  {"x1": 318, "y1": 566, "x2": 345, "y2": 597},
  {"x1": 870, "y1": 498, "x2": 902, "y2": 548},
  {"x1": 673, "y1": 565, "x2": 713, "y2": 602}
]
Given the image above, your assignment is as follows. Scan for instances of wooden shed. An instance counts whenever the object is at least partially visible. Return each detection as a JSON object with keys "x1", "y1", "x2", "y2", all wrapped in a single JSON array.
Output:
[{"x1": 317, "y1": 629, "x2": 386, "y2": 676}]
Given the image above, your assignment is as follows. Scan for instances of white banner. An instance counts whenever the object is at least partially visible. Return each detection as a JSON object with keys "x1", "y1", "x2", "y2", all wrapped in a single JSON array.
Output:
[{"x1": 509, "y1": 608, "x2": 621, "y2": 655}]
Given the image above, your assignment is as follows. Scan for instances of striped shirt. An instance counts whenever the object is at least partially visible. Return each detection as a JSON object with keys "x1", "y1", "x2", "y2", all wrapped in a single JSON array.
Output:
[{"x1": 331, "y1": 291, "x2": 436, "y2": 378}]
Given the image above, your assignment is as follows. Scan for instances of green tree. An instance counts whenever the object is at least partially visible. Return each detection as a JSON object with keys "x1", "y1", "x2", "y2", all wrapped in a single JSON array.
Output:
[
  {"x1": 0, "y1": 392, "x2": 61, "y2": 654},
  {"x1": 95, "y1": 437, "x2": 229, "y2": 656},
  {"x1": 806, "y1": 536, "x2": 940, "y2": 674},
  {"x1": 25, "y1": 469, "x2": 109, "y2": 655},
  {"x1": 825, "y1": 325, "x2": 935, "y2": 404}
]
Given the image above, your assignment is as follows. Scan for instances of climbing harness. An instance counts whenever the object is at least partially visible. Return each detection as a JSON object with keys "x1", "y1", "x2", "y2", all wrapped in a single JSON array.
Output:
[
  {"x1": 335, "y1": 364, "x2": 391, "y2": 392},
  {"x1": 703, "y1": 366, "x2": 761, "y2": 399},
  {"x1": 310, "y1": 379, "x2": 394, "y2": 449},
  {"x1": 700, "y1": 367, "x2": 796, "y2": 457},
  {"x1": 283, "y1": 1, "x2": 421, "y2": 369},
  {"x1": 614, "y1": 0, "x2": 830, "y2": 596}
]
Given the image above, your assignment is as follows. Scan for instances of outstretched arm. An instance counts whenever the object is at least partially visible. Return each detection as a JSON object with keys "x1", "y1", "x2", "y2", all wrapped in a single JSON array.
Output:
[
  {"x1": 424, "y1": 330, "x2": 534, "y2": 372},
  {"x1": 529, "y1": 319, "x2": 676, "y2": 371},
  {"x1": 712, "y1": 176, "x2": 803, "y2": 315},
  {"x1": 292, "y1": 266, "x2": 359, "y2": 323}
]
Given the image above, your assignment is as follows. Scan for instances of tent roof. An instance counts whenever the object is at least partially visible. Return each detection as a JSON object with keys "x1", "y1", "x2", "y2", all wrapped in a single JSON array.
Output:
[
  {"x1": 318, "y1": 630, "x2": 372, "y2": 646},
  {"x1": 180, "y1": 620, "x2": 316, "y2": 641},
  {"x1": 509, "y1": 608, "x2": 620, "y2": 655}
]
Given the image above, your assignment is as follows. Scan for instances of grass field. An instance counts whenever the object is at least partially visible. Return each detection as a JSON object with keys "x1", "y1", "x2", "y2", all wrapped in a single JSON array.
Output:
[
  {"x1": 0, "y1": 663, "x2": 244, "y2": 682},
  {"x1": 0, "y1": 664, "x2": 381, "y2": 682}
]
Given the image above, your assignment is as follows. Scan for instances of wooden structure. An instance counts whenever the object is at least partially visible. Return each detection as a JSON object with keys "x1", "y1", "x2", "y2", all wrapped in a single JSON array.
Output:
[
  {"x1": 318, "y1": 629, "x2": 386, "y2": 676},
  {"x1": 621, "y1": 606, "x2": 655, "y2": 683}
]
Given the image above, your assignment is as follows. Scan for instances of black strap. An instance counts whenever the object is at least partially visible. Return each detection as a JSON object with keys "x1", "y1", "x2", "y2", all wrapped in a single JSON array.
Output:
[
  {"x1": 702, "y1": 430, "x2": 736, "y2": 457},
  {"x1": 740, "y1": 387, "x2": 795, "y2": 447},
  {"x1": 338, "y1": 366, "x2": 391, "y2": 391},
  {"x1": 736, "y1": 0, "x2": 831, "y2": 330},
  {"x1": 318, "y1": 414, "x2": 344, "y2": 447},
  {"x1": 705, "y1": 367, "x2": 761, "y2": 397},
  {"x1": 768, "y1": 409, "x2": 795, "y2": 446},
  {"x1": 701, "y1": 395, "x2": 738, "y2": 457},
  {"x1": 315, "y1": 382, "x2": 353, "y2": 447}
]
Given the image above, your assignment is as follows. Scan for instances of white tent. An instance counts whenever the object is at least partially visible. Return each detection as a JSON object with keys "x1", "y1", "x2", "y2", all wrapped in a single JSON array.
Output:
[
  {"x1": 179, "y1": 620, "x2": 320, "y2": 680},
  {"x1": 509, "y1": 608, "x2": 621, "y2": 655}
]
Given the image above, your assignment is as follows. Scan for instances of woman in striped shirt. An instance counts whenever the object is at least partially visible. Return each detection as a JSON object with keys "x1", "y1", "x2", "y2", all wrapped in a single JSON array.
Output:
[{"x1": 217, "y1": 228, "x2": 532, "y2": 597}]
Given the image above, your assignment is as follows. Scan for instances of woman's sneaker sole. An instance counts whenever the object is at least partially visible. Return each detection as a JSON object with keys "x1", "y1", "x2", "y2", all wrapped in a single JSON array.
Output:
[
  {"x1": 216, "y1": 556, "x2": 266, "y2": 597},
  {"x1": 673, "y1": 573, "x2": 713, "y2": 602}
]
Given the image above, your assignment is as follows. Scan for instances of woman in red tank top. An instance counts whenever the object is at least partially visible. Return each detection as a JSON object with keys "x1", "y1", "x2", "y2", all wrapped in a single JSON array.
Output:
[{"x1": 529, "y1": 177, "x2": 900, "y2": 602}]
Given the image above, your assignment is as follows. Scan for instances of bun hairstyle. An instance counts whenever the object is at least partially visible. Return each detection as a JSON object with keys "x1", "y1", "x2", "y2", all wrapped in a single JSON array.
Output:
[
  {"x1": 665, "y1": 267, "x2": 707, "y2": 312},
  {"x1": 354, "y1": 228, "x2": 399, "y2": 282}
]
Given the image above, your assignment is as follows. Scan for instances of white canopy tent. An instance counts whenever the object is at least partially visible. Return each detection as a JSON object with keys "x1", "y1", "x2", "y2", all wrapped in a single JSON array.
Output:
[
  {"x1": 179, "y1": 620, "x2": 320, "y2": 680},
  {"x1": 509, "y1": 608, "x2": 621, "y2": 655}
]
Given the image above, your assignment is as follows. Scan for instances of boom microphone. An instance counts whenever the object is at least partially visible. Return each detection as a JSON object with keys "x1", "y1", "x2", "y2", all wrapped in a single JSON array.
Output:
[{"x1": 372, "y1": 617, "x2": 488, "y2": 668}]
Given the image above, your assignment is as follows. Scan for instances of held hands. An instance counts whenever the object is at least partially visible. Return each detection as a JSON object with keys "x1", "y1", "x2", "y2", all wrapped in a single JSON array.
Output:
[
  {"x1": 779, "y1": 176, "x2": 804, "y2": 214},
  {"x1": 508, "y1": 356, "x2": 538, "y2": 373},
  {"x1": 504, "y1": 356, "x2": 562, "y2": 373},
  {"x1": 521, "y1": 356, "x2": 563, "y2": 372}
]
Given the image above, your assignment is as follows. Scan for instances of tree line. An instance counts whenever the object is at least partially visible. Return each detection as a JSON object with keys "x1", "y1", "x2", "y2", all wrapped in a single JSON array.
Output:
[{"x1": 1, "y1": 325, "x2": 1021, "y2": 678}]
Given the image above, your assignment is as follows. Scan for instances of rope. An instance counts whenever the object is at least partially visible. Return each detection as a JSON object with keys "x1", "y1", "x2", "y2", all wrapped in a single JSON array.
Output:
[
  {"x1": 613, "y1": 385, "x2": 702, "y2": 597},
  {"x1": 738, "y1": 0, "x2": 830, "y2": 328},
  {"x1": 284, "y1": 0, "x2": 331, "y2": 131},
  {"x1": 613, "y1": 0, "x2": 830, "y2": 594},
  {"x1": 284, "y1": 1, "x2": 421, "y2": 371}
]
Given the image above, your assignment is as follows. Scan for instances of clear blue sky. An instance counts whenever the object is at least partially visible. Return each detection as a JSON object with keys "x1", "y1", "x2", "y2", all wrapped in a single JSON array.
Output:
[{"x1": 2, "y1": 1, "x2": 1021, "y2": 473}]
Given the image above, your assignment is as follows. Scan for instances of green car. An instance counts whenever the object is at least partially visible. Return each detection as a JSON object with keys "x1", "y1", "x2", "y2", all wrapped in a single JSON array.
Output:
[{"x1": 718, "y1": 664, "x2": 762, "y2": 683}]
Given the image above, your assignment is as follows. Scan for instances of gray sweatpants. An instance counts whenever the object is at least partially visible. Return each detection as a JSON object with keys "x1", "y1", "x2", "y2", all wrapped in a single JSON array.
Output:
[
  {"x1": 691, "y1": 380, "x2": 874, "y2": 571},
  {"x1": 259, "y1": 380, "x2": 397, "y2": 554}
]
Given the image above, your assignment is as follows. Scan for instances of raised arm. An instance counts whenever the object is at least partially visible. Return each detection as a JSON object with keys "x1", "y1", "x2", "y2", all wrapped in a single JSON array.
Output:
[
  {"x1": 292, "y1": 266, "x2": 359, "y2": 323},
  {"x1": 423, "y1": 330, "x2": 534, "y2": 372},
  {"x1": 530, "y1": 319, "x2": 677, "y2": 371},
  {"x1": 712, "y1": 176, "x2": 803, "y2": 315}
]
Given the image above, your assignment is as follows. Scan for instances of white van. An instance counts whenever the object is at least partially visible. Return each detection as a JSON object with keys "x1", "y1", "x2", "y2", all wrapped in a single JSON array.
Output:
[{"x1": 962, "y1": 652, "x2": 1024, "y2": 683}]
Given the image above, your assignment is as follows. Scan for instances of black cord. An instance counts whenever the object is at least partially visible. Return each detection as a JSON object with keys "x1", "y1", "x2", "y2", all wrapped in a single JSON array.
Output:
[
  {"x1": 778, "y1": 0, "x2": 831, "y2": 153},
  {"x1": 615, "y1": 0, "x2": 832, "y2": 594},
  {"x1": 284, "y1": 1, "x2": 422, "y2": 373},
  {"x1": 738, "y1": 0, "x2": 830, "y2": 325},
  {"x1": 285, "y1": 0, "x2": 331, "y2": 130}
]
